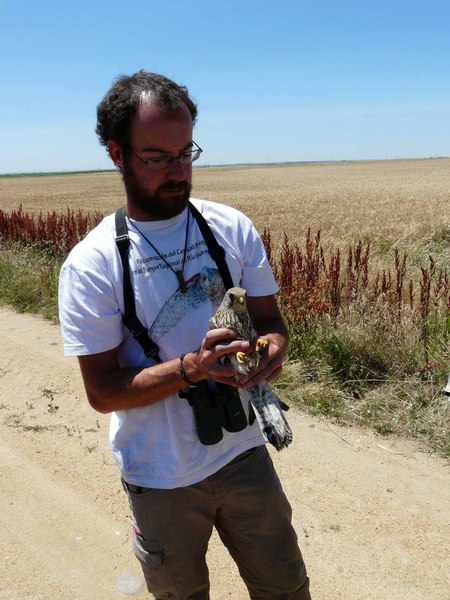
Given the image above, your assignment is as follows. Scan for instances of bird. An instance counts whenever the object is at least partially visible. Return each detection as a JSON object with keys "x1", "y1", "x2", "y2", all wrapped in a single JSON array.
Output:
[{"x1": 209, "y1": 287, "x2": 293, "y2": 451}]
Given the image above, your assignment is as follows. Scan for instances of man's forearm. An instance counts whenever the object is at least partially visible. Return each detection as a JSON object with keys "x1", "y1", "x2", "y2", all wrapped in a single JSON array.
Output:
[
  {"x1": 78, "y1": 354, "x2": 195, "y2": 414},
  {"x1": 77, "y1": 331, "x2": 252, "y2": 414}
]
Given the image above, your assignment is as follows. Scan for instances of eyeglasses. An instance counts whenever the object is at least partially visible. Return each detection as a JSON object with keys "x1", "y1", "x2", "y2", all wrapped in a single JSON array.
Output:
[{"x1": 130, "y1": 141, "x2": 203, "y2": 170}]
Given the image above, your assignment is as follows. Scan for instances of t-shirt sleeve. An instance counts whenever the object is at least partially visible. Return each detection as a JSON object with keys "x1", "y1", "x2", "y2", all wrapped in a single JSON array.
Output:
[
  {"x1": 58, "y1": 263, "x2": 124, "y2": 356},
  {"x1": 238, "y1": 221, "x2": 278, "y2": 297}
]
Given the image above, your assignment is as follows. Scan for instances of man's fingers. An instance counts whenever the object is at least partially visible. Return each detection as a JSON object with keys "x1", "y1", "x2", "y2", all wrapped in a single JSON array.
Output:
[{"x1": 215, "y1": 339, "x2": 251, "y2": 355}]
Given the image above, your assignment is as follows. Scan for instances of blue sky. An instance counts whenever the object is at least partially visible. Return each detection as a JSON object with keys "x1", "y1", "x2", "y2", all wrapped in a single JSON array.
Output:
[{"x1": 1, "y1": 0, "x2": 449, "y2": 173}]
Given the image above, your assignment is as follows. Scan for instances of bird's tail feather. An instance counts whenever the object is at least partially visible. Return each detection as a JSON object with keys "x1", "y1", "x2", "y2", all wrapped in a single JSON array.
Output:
[{"x1": 248, "y1": 383, "x2": 293, "y2": 451}]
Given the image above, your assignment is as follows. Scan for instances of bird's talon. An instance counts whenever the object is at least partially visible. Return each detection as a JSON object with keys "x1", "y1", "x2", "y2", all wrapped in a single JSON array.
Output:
[
  {"x1": 236, "y1": 351, "x2": 248, "y2": 363},
  {"x1": 256, "y1": 338, "x2": 268, "y2": 352}
]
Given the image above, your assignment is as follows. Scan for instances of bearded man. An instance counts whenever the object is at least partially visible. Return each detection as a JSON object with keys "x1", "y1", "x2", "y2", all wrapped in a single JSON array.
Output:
[{"x1": 58, "y1": 70, "x2": 311, "y2": 599}]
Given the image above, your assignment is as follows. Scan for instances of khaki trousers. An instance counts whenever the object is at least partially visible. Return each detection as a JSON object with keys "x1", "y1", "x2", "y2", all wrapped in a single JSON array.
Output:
[{"x1": 123, "y1": 446, "x2": 311, "y2": 600}]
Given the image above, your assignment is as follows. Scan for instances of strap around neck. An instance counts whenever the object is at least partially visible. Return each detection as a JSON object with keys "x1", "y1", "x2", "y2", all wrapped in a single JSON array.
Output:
[
  {"x1": 188, "y1": 201, "x2": 234, "y2": 290},
  {"x1": 114, "y1": 202, "x2": 234, "y2": 362}
]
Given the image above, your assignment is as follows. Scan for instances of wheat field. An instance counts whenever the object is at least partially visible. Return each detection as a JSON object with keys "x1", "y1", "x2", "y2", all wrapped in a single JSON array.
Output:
[
  {"x1": 1, "y1": 158, "x2": 449, "y2": 269},
  {"x1": 1, "y1": 159, "x2": 448, "y2": 455}
]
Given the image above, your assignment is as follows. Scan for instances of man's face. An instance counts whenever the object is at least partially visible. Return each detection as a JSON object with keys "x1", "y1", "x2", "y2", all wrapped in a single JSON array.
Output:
[{"x1": 108, "y1": 100, "x2": 194, "y2": 220}]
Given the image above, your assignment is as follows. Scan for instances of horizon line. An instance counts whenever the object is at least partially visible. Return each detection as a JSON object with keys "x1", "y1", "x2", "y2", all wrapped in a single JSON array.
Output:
[{"x1": 1, "y1": 156, "x2": 448, "y2": 178}]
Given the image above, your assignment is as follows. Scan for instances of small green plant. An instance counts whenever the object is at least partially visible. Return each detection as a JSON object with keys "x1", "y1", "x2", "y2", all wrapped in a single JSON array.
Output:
[
  {"x1": 24, "y1": 424, "x2": 49, "y2": 433},
  {"x1": 64, "y1": 424, "x2": 82, "y2": 438},
  {"x1": 85, "y1": 419, "x2": 101, "y2": 433},
  {"x1": 41, "y1": 388, "x2": 60, "y2": 413},
  {"x1": 374, "y1": 423, "x2": 393, "y2": 436},
  {"x1": 85, "y1": 442, "x2": 98, "y2": 454}
]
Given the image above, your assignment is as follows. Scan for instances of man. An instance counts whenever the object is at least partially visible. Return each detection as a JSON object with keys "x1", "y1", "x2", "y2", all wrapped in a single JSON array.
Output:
[{"x1": 59, "y1": 70, "x2": 311, "y2": 599}]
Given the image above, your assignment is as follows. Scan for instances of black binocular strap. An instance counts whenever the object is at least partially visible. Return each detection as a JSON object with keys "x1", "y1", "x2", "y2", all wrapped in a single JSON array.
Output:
[
  {"x1": 187, "y1": 202, "x2": 234, "y2": 291},
  {"x1": 114, "y1": 203, "x2": 234, "y2": 362},
  {"x1": 115, "y1": 206, "x2": 162, "y2": 362}
]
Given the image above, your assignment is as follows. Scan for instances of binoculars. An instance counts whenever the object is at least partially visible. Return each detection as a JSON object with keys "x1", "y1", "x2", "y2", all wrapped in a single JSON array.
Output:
[{"x1": 179, "y1": 380, "x2": 249, "y2": 445}]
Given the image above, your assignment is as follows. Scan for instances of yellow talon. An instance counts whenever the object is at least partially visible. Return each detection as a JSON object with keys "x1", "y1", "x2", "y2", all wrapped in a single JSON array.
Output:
[
  {"x1": 236, "y1": 351, "x2": 247, "y2": 363},
  {"x1": 256, "y1": 338, "x2": 268, "y2": 352}
]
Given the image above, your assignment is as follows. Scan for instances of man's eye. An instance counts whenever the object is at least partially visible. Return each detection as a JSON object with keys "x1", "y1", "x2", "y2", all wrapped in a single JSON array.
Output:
[{"x1": 148, "y1": 157, "x2": 169, "y2": 165}]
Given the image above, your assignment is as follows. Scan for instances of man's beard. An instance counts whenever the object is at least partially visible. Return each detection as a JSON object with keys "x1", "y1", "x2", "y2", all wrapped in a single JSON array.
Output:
[{"x1": 121, "y1": 161, "x2": 191, "y2": 220}]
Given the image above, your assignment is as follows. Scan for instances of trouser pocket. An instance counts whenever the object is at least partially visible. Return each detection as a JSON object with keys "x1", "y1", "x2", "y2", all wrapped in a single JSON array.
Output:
[
  {"x1": 123, "y1": 479, "x2": 152, "y2": 495},
  {"x1": 132, "y1": 529, "x2": 163, "y2": 571},
  {"x1": 132, "y1": 530, "x2": 181, "y2": 598}
]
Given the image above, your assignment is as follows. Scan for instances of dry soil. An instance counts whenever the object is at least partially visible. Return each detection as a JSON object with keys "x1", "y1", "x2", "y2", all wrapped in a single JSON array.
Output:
[{"x1": 0, "y1": 308, "x2": 449, "y2": 599}]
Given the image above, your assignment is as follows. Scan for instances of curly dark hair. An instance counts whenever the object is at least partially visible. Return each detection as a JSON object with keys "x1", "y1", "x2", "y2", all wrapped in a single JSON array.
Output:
[{"x1": 96, "y1": 70, "x2": 198, "y2": 147}]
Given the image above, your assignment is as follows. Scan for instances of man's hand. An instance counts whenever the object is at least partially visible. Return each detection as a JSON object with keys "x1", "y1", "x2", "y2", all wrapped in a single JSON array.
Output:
[
  {"x1": 193, "y1": 327, "x2": 252, "y2": 387},
  {"x1": 237, "y1": 331, "x2": 287, "y2": 389}
]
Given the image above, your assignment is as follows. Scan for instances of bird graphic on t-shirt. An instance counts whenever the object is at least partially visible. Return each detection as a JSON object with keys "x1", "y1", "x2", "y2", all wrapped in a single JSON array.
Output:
[
  {"x1": 209, "y1": 287, "x2": 292, "y2": 451},
  {"x1": 150, "y1": 267, "x2": 225, "y2": 341}
]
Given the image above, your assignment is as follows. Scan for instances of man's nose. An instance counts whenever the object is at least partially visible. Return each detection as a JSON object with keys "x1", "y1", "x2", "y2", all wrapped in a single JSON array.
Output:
[{"x1": 167, "y1": 156, "x2": 188, "y2": 180}]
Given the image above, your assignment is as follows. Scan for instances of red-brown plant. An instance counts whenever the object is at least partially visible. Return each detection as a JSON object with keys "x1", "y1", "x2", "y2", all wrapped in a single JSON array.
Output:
[
  {"x1": 0, "y1": 205, "x2": 104, "y2": 258},
  {"x1": 262, "y1": 228, "x2": 449, "y2": 363}
]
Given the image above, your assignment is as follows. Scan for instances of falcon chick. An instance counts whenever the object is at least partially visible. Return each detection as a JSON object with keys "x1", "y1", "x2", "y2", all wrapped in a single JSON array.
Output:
[{"x1": 209, "y1": 287, "x2": 292, "y2": 451}]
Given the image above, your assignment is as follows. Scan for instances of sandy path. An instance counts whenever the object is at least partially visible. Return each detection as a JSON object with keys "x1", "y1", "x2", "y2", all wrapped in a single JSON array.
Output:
[{"x1": 0, "y1": 307, "x2": 448, "y2": 600}]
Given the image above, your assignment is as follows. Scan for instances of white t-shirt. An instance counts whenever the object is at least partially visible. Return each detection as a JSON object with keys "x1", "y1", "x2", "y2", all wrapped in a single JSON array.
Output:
[{"x1": 59, "y1": 198, "x2": 278, "y2": 489}]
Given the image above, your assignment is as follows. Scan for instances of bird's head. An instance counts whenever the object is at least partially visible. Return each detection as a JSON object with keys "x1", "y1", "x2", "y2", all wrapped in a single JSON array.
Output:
[{"x1": 225, "y1": 287, "x2": 247, "y2": 313}]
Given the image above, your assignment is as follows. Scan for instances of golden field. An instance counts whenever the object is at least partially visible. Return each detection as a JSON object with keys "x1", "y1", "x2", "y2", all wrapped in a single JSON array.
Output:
[{"x1": 1, "y1": 158, "x2": 449, "y2": 268}]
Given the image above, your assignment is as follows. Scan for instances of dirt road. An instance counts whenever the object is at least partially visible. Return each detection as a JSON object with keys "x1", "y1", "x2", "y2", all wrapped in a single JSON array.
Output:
[{"x1": 0, "y1": 307, "x2": 448, "y2": 599}]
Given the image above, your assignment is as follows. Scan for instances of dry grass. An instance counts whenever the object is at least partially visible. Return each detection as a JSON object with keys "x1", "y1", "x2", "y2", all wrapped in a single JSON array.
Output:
[
  {"x1": 1, "y1": 158, "x2": 449, "y2": 454},
  {"x1": 0, "y1": 171, "x2": 123, "y2": 215},
  {"x1": 1, "y1": 158, "x2": 449, "y2": 271}
]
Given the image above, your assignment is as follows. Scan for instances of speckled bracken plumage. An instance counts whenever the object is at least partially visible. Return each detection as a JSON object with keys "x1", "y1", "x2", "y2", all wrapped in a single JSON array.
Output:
[{"x1": 209, "y1": 287, "x2": 292, "y2": 451}]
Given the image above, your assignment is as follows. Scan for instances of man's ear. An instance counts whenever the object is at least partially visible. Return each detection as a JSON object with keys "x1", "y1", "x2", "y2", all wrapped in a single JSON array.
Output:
[{"x1": 107, "y1": 140, "x2": 123, "y2": 170}]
